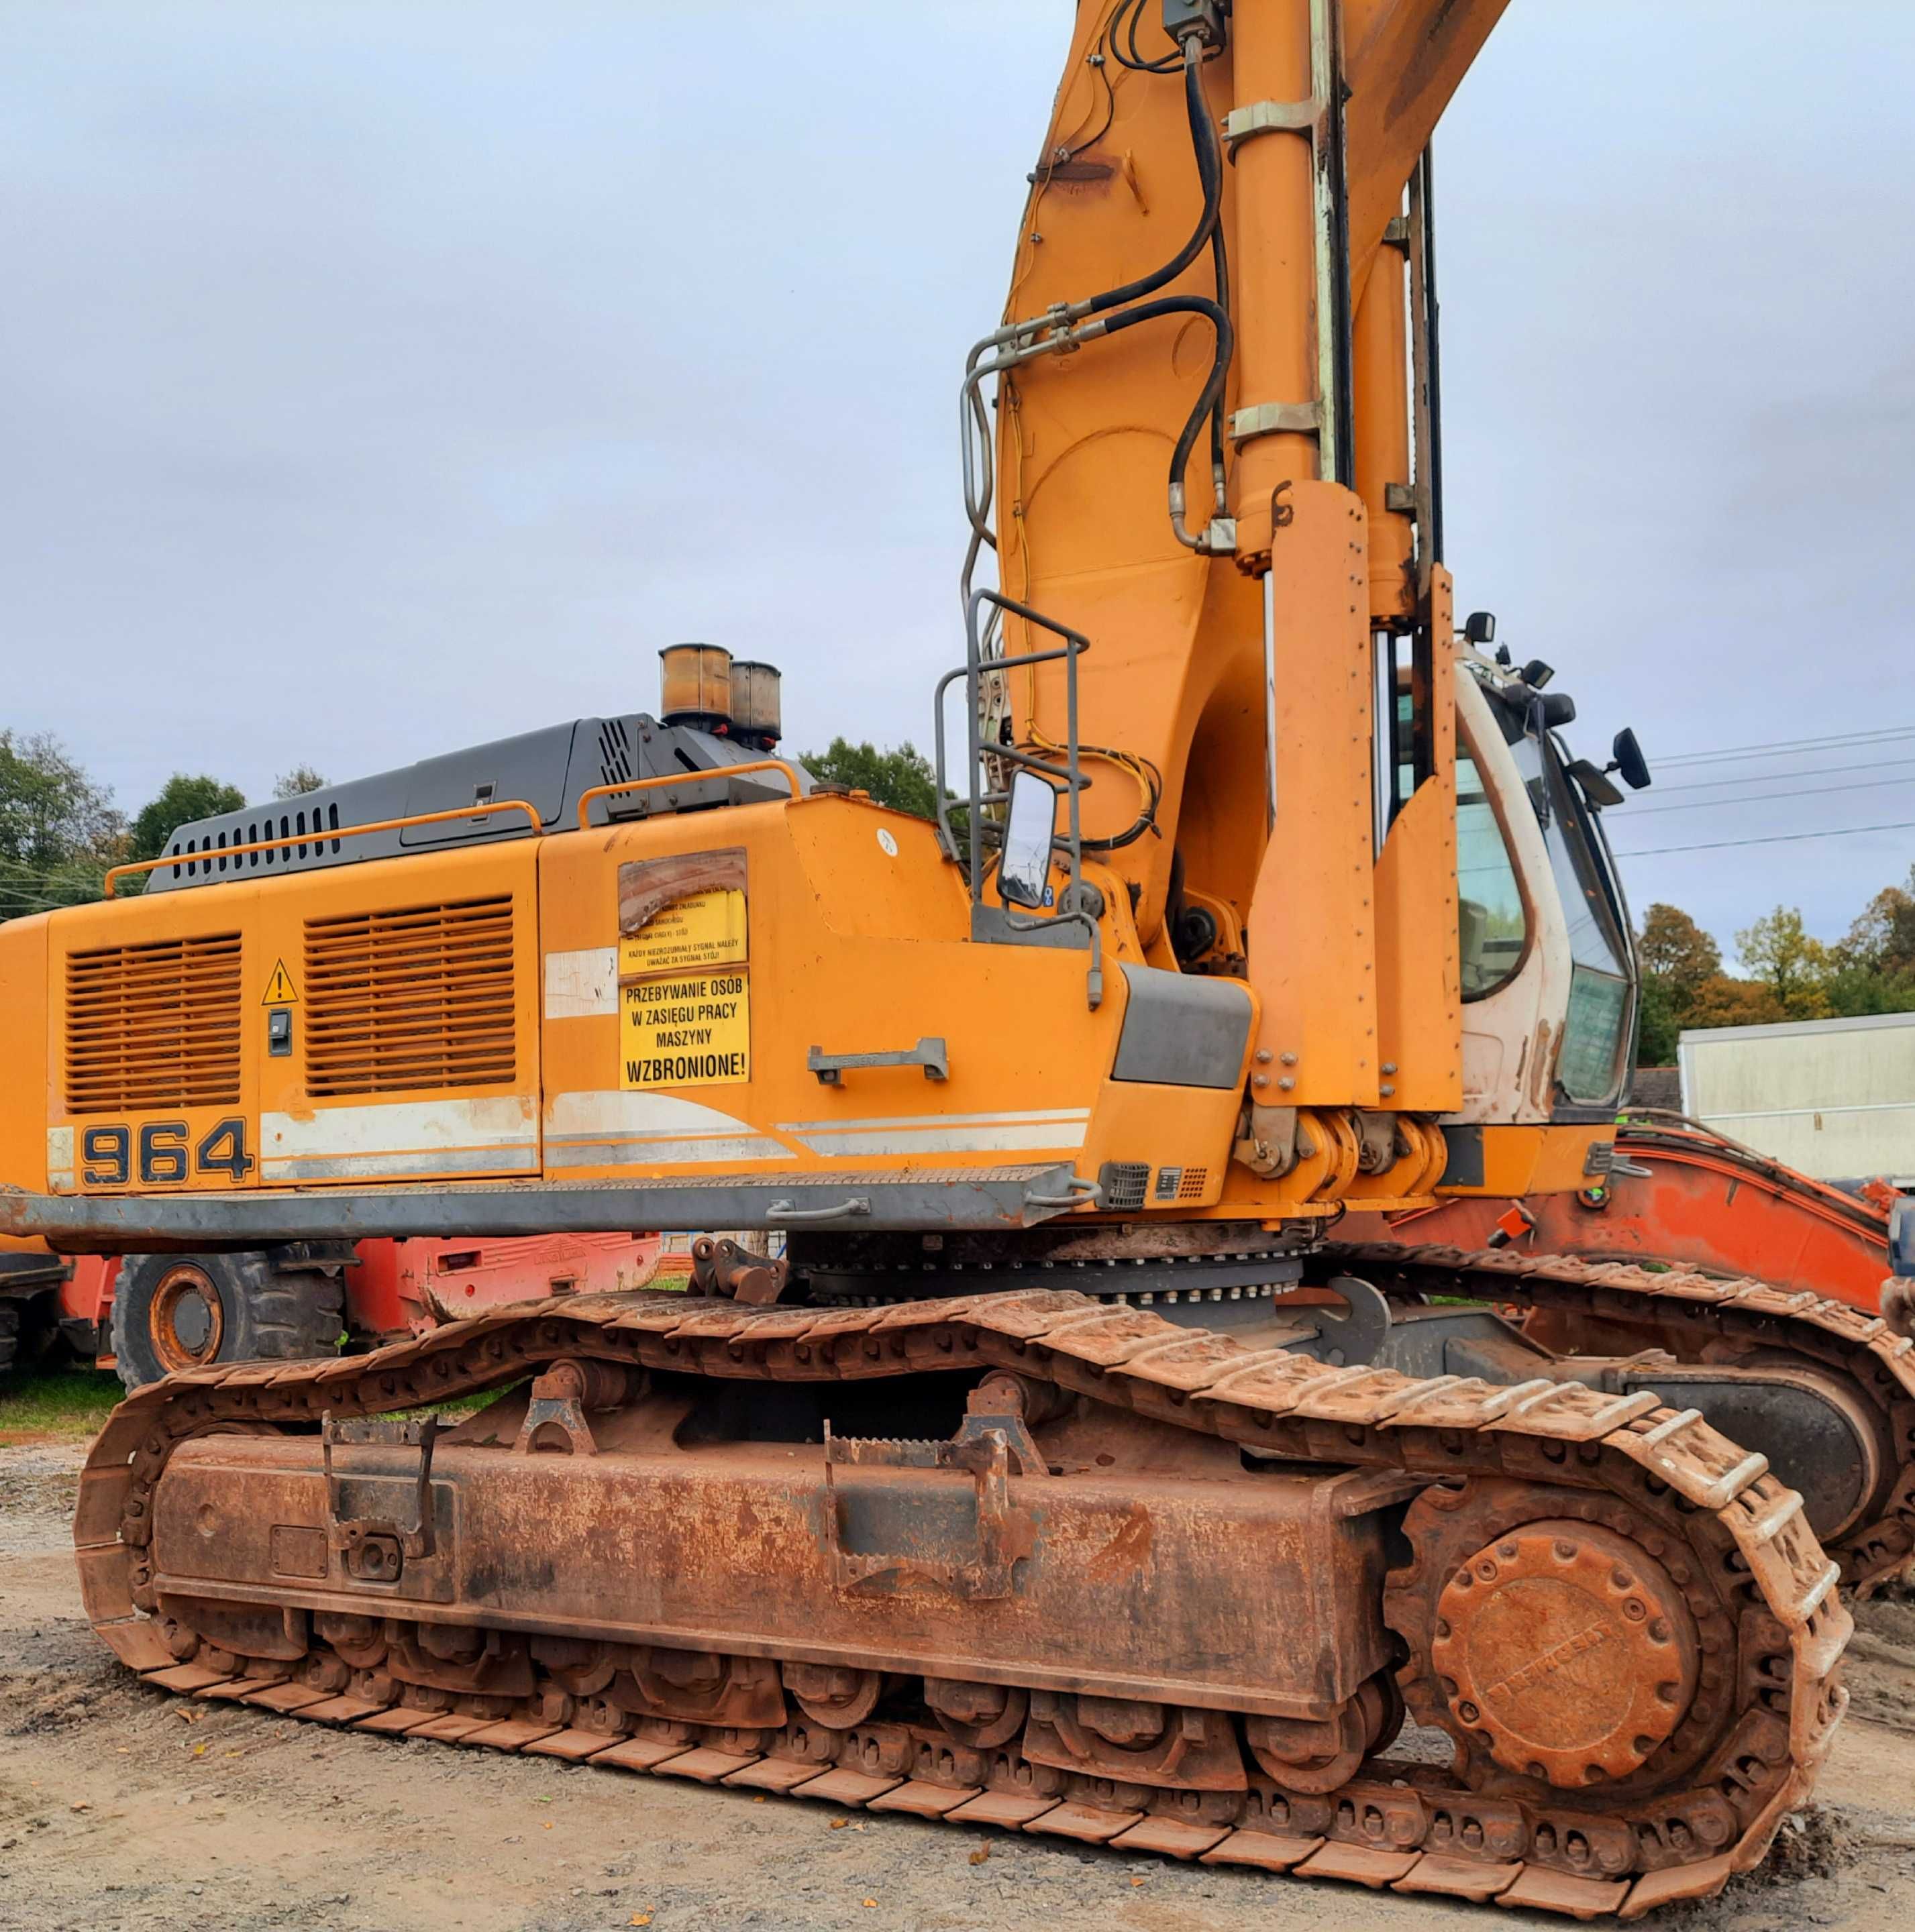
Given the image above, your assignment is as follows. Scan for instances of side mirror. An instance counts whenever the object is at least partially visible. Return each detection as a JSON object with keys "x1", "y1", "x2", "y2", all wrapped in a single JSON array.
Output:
[
  {"x1": 998, "y1": 769, "x2": 1059, "y2": 909},
  {"x1": 1566, "y1": 758, "x2": 1624, "y2": 808},
  {"x1": 1609, "y1": 727, "x2": 1651, "y2": 791},
  {"x1": 1463, "y1": 610, "x2": 1496, "y2": 645}
]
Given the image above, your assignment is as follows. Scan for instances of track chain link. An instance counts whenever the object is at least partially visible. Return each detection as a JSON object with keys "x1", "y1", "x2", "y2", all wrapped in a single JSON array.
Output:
[{"x1": 1333, "y1": 1241, "x2": 1915, "y2": 1588}]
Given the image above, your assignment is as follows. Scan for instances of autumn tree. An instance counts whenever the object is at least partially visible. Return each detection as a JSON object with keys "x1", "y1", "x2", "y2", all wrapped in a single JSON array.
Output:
[
  {"x1": 1638, "y1": 904, "x2": 1720, "y2": 994},
  {"x1": 274, "y1": 765, "x2": 327, "y2": 799},
  {"x1": 1635, "y1": 902, "x2": 1730, "y2": 1062},
  {"x1": 1734, "y1": 907, "x2": 1830, "y2": 1020},
  {"x1": 1841, "y1": 869, "x2": 1915, "y2": 979}
]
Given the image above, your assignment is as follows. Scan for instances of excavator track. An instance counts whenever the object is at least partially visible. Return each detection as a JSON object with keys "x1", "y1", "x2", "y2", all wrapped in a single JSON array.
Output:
[
  {"x1": 78, "y1": 1285, "x2": 1848, "y2": 1921},
  {"x1": 1333, "y1": 1243, "x2": 1915, "y2": 1591}
]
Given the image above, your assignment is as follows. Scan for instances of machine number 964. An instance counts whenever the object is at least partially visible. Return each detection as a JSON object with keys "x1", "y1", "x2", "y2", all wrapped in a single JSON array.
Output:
[{"x1": 81, "y1": 1117, "x2": 255, "y2": 1187}]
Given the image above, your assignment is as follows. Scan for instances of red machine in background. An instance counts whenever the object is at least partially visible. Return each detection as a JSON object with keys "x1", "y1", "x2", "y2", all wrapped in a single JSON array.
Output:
[
  {"x1": 1, "y1": 1232, "x2": 668, "y2": 1389},
  {"x1": 1343, "y1": 1112, "x2": 1900, "y2": 1325}
]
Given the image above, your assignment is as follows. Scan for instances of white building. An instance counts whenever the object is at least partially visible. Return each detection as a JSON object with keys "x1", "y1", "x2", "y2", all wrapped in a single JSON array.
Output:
[{"x1": 1678, "y1": 1012, "x2": 1915, "y2": 1186}]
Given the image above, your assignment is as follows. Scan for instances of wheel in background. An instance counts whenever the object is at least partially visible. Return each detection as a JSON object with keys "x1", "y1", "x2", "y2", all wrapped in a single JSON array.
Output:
[{"x1": 110, "y1": 1252, "x2": 344, "y2": 1391}]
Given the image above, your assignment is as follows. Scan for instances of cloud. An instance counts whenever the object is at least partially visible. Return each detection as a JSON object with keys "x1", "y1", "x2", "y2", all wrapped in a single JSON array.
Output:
[{"x1": 3, "y1": 0, "x2": 1910, "y2": 954}]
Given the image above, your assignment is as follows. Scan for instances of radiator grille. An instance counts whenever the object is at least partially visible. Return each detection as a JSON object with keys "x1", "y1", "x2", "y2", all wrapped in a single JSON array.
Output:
[
  {"x1": 64, "y1": 934, "x2": 244, "y2": 1112},
  {"x1": 304, "y1": 896, "x2": 517, "y2": 1097}
]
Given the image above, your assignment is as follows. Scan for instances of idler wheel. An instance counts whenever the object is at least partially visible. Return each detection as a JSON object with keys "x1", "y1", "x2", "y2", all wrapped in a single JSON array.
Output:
[{"x1": 1430, "y1": 1519, "x2": 1700, "y2": 1788}]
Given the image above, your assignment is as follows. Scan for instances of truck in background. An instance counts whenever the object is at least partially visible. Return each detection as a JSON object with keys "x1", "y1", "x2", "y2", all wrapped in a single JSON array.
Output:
[{"x1": 1679, "y1": 1010, "x2": 1915, "y2": 1189}]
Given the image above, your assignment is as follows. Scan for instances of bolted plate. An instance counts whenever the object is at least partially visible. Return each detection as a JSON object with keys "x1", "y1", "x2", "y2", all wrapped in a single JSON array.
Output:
[{"x1": 1431, "y1": 1519, "x2": 1700, "y2": 1787}]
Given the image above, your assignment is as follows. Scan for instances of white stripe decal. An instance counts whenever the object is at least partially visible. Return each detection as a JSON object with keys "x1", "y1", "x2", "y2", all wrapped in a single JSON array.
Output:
[
  {"x1": 262, "y1": 1146, "x2": 537, "y2": 1182},
  {"x1": 548, "y1": 1136, "x2": 791, "y2": 1169},
  {"x1": 786, "y1": 1122, "x2": 1088, "y2": 1157},
  {"x1": 262, "y1": 1098, "x2": 538, "y2": 1175},
  {"x1": 548, "y1": 1091, "x2": 774, "y2": 1140},
  {"x1": 775, "y1": 1108, "x2": 1090, "y2": 1134}
]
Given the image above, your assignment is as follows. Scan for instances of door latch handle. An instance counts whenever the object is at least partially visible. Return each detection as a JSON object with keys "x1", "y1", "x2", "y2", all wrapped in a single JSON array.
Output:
[{"x1": 807, "y1": 1037, "x2": 949, "y2": 1085}]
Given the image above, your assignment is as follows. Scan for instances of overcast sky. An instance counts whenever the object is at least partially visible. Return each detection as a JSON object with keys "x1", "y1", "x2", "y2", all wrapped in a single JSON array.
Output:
[{"x1": 4, "y1": 3, "x2": 1911, "y2": 963}]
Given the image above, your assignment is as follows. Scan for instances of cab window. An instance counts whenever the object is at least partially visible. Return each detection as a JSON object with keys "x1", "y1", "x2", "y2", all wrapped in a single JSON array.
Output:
[{"x1": 1456, "y1": 742, "x2": 1528, "y2": 998}]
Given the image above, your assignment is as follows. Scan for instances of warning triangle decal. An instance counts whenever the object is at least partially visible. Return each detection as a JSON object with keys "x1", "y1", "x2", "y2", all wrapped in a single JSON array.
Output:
[{"x1": 260, "y1": 959, "x2": 299, "y2": 1006}]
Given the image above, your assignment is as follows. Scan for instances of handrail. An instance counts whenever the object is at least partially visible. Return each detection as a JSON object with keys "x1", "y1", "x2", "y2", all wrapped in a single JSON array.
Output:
[
  {"x1": 934, "y1": 588, "x2": 1089, "y2": 906},
  {"x1": 103, "y1": 800, "x2": 545, "y2": 896},
  {"x1": 574, "y1": 759, "x2": 802, "y2": 830}
]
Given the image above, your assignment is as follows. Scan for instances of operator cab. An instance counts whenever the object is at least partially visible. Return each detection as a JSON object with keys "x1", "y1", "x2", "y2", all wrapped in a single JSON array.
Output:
[{"x1": 1416, "y1": 645, "x2": 1651, "y2": 1124}]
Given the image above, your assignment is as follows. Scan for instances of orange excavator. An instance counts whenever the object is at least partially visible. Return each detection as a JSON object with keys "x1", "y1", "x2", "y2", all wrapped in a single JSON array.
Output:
[{"x1": 0, "y1": 2, "x2": 1870, "y2": 1916}]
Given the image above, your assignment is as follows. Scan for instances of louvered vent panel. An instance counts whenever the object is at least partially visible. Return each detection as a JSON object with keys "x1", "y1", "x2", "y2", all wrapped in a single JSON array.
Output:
[
  {"x1": 64, "y1": 934, "x2": 243, "y2": 1111},
  {"x1": 305, "y1": 896, "x2": 517, "y2": 1097}
]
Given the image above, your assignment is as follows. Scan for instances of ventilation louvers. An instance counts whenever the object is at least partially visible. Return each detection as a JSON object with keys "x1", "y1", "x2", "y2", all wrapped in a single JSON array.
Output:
[
  {"x1": 597, "y1": 718, "x2": 635, "y2": 786},
  {"x1": 304, "y1": 896, "x2": 516, "y2": 1097},
  {"x1": 65, "y1": 934, "x2": 244, "y2": 1112}
]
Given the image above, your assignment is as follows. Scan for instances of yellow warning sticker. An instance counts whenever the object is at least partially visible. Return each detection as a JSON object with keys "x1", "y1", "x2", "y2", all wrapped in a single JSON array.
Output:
[
  {"x1": 621, "y1": 969, "x2": 750, "y2": 1089},
  {"x1": 619, "y1": 888, "x2": 747, "y2": 978},
  {"x1": 260, "y1": 959, "x2": 299, "y2": 1006}
]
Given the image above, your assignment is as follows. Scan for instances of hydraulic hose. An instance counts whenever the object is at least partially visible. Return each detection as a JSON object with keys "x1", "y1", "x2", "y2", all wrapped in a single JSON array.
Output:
[{"x1": 1084, "y1": 39, "x2": 1221, "y2": 317}]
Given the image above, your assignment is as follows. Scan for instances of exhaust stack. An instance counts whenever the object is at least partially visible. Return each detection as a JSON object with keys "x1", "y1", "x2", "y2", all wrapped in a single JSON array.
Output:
[
  {"x1": 727, "y1": 659, "x2": 782, "y2": 751},
  {"x1": 658, "y1": 643, "x2": 733, "y2": 735}
]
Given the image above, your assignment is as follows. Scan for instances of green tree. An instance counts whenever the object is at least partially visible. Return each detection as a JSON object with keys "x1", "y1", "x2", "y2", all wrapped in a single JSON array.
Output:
[
  {"x1": 0, "y1": 731, "x2": 121, "y2": 872},
  {"x1": 274, "y1": 764, "x2": 327, "y2": 799},
  {"x1": 0, "y1": 731, "x2": 123, "y2": 915},
  {"x1": 1734, "y1": 906, "x2": 1829, "y2": 1019},
  {"x1": 1635, "y1": 973, "x2": 1681, "y2": 1067},
  {"x1": 128, "y1": 775, "x2": 246, "y2": 863},
  {"x1": 797, "y1": 739, "x2": 938, "y2": 818}
]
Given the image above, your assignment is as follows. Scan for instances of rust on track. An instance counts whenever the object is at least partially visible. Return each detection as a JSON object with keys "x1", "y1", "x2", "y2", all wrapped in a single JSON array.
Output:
[{"x1": 76, "y1": 1281, "x2": 1851, "y2": 1921}]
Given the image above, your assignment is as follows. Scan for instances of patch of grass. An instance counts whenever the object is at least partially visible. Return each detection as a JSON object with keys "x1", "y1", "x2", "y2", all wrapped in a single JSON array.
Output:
[{"x1": 0, "y1": 1366, "x2": 122, "y2": 1444}]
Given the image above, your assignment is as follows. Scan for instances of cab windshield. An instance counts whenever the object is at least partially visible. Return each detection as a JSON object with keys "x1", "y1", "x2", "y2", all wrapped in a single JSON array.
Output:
[{"x1": 1510, "y1": 728, "x2": 1634, "y2": 1105}]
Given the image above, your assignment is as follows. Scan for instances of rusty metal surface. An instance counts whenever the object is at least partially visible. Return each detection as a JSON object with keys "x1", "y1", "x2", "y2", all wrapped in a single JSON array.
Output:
[
  {"x1": 146, "y1": 1435, "x2": 1390, "y2": 1718},
  {"x1": 74, "y1": 1282, "x2": 1852, "y2": 1918}
]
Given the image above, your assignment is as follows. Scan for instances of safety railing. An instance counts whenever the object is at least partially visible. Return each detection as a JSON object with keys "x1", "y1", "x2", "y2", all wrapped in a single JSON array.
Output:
[
  {"x1": 103, "y1": 801, "x2": 545, "y2": 897},
  {"x1": 574, "y1": 759, "x2": 803, "y2": 830},
  {"x1": 933, "y1": 588, "x2": 1090, "y2": 906}
]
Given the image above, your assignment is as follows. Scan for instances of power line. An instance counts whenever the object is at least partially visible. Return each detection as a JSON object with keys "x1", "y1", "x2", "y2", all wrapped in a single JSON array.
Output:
[
  {"x1": 1651, "y1": 754, "x2": 1915, "y2": 796},
  {"x1": 1629, "y1": 772, "x2": 1915, "y2": 816},
  {"x1": 1657, "y1": 724, "x2": 1915, "y2": 768},
  {"x1": 1614, "y1": 819, "x2": 1915, "y2": 858}
]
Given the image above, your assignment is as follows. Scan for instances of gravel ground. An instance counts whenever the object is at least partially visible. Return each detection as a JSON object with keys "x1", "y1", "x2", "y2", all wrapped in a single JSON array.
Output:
[{"x1": 4, "y1": 1440, "x2": 1915, "y2": 1932}]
